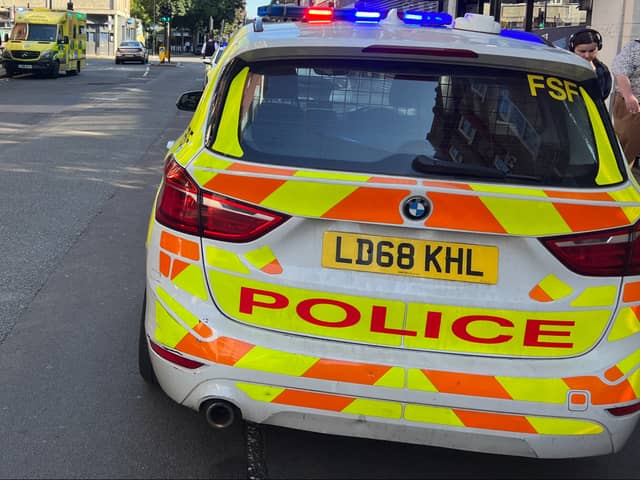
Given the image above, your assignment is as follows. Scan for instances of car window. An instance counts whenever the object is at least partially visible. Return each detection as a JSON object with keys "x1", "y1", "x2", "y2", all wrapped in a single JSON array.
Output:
[
  {"x1": 222, "y1": 59, "x2": 618, "y2": 188},
  {"x1": 120, "y1": 41, "x2": 140, "y2": 47}
]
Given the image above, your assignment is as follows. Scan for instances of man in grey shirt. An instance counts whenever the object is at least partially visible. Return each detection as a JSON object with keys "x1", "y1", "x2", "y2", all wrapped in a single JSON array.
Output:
[{"x1": 612, "y1": 39, "x2": 640, "y2": 168}]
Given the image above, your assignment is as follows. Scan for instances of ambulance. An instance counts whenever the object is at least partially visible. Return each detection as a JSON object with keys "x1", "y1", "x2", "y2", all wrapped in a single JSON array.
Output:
[
  {"x1": 1, "y1": 7, "x2": 86, "y2": 77},
  {"x1": 140, "y1": 7, "x2": 640, "y2": 458}
]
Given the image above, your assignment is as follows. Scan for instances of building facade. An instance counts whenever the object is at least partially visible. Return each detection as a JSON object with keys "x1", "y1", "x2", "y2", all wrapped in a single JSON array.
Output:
[{"x1": 0, "y1": 0, "x2": 136, "y2": 56}]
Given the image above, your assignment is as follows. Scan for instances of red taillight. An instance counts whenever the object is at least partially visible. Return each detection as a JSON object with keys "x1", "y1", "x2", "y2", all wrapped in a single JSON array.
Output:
[
  {"x1": 606, "y1": 401, "x2": 640, "y2": 416},
  {"x1": 149, "y1": 339, "x2": 204, "y2": 369},
  {"x1": 156, "y1": 157, "x2": 200, "y2": 235},
  {"x1": 156, "y1": 157, "x2": 289, "y2": 241},
  {"x1": 541, "y1": 223, "x2": 640, "y2": 276},
  {"x1": 201, "y1": 191, "x2": 288, "y2": 242},
  {"x1": 304, "y1": 7, "x2": 334, "y2": 23}
]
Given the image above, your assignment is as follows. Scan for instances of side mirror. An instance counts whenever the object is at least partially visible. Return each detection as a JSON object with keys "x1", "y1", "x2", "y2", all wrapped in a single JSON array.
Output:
[{"x1": 176, "y1": 90, "x2": 203, "y2": 111}]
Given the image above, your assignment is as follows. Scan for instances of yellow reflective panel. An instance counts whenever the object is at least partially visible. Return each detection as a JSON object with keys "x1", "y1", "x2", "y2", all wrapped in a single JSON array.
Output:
[
  {"x1": 496, "y1": 377, "x2": 568, "y2": 404},
  {"x1": 212, "y1": 67, "x2": 248, "y2": 158},
  {"x1": 480, "y1": 197, "x2": 570, "y2": 235},
  {"x1": 608, "y1": 308, "x2": 640, "y2": 342},
  {"x1": 156, "y1": 285, "x2": 201, "y2": 329},
  {"x1": 405, "y1": 303, "x2": 609, "y2": 357},
  {"x1": 294, "y1": 170, "x2": 371, "y2": 182},
  {"x1": 538, "y1": 274, "x2": 573, "y2": 300},
  {"x1": 616, "y1": 348, "x2": 640, "y2": 376},
  {"x1": 209, "y1": 271, "x2": 404, "y2": 346},
  {"x1": 234, "y1": 345, "x2": 319, "y2": 376},
  {"x1": 172, "y1": 264, "x2": 210, "y2": 301},
  {"x1": 628, "y1": 368, "x2": 640, "y2": 398},
  {"x1": 192, "y1": 151, "x2": 234, "y2": 170},
  {"x1": 407, "y1": 369, "x2": 438, "y2": 392},
  {"x1": 570, "y1": 286, "x2": 617, "y2": 307},
  {"x1": 205, "y1": 246, "x2": 250, "y2": 274},
  {"x1": 237, "y1": 382, "x2": 284, "y2": 402},
  {"x1": 580, "y1": 87, "x2": 623, "y2": 186},
  {"x1": 192, "y1": 169, "x2": 218, "y2": 187},
  {"x1": 609, "y1": 186, "x2": 640, "y2": 223},
  {"x1": 261, "y1": 181, "x2": 358, "y2": 217},
  {"x1": 244, "y1": 246, "x2": 278, "y2": 270},
  {"x1": 153, "y1": 300, "x2": 187, "y2": 348},
  {"x1": 404, "y1": 404, "x2": 464, "y2": 427},
  {"x1": 526, "y1": 416, "x2": 603, "y2": 435},
  {"x1": 373, "y1": 367, "x2": 405, "y2": 388},
  {"x1": 341, "y1": 399, "x2": 402, "y2": 419}
]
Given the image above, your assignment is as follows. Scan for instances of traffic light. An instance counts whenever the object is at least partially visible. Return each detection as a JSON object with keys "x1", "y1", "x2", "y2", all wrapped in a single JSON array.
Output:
[{"x1": 160, "y1": 3, "x2": 172, "y2": 23}]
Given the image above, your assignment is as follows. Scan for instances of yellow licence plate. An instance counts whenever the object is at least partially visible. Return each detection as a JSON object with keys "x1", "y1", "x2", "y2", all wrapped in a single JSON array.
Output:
[{"x1": 322, "y1": 232, "x2": 498, "y2": 284}]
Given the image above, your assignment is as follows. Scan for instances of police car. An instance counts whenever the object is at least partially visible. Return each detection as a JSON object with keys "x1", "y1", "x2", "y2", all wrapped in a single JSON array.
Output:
[{"x1": 139, "y1": 6, "x2": 640, "y2": 458}]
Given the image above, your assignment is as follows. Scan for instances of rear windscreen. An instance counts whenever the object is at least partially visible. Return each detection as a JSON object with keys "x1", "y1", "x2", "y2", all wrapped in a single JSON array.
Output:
[{"x1": 225, "y1": 59, "x2": 619, "y2": 187}]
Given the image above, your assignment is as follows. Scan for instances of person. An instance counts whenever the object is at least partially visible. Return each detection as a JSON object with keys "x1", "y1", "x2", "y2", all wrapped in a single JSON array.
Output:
[
  {"x1": 568, "y1": 28, "x2": 611, "y2": 101},
  {"x1": 184, "y1": 40, "x2": 191, "y2": 53},
  {"x1": 203, "y1": 35, "x2": 216, "y2": 58},
  {"x1": 612, "y1": 37, "x2": 640, "y2": 168}
]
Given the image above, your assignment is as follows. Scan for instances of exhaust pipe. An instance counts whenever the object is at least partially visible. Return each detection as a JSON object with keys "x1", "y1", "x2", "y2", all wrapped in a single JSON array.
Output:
[{"x1": 201, "y1": 399, "x2": 240, "y2": 429}]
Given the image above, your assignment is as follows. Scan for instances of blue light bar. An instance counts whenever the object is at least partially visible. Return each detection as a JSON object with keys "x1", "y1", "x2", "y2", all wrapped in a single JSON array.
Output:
[
  {"x1": 401, "y1": 10, "x2": 452, "y2": 27},
  {"x1": 355, "y1": 10, "x2": 382, "y2": 20},
  {"x1": 500, "y1": 29, "x2": 546, "y2": 44}
]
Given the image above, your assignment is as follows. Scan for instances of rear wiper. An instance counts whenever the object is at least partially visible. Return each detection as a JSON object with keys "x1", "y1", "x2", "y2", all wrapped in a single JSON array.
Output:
[{"x1": 411, "y1": 155, "x2": 542, "y2": 183}]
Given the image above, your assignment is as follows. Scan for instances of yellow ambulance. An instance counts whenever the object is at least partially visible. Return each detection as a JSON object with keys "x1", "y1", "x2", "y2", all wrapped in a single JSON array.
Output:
[{"x1": 1, "y1": 7, "x2": 86, "y2": 78}]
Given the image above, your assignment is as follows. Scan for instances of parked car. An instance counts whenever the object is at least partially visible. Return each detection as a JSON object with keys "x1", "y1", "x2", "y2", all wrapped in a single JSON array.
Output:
[
  {"x1": 115, "y1": 40, "x2": 148, "y2": 64},
  {"x1": 140, "y1": 6, "x2": 640, "y2": 459}
]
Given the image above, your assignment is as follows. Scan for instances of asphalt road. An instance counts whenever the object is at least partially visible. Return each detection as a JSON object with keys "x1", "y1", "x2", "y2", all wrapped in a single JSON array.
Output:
[{"x1": 0, "y1": 56, "x2": 639, "y2": 479}]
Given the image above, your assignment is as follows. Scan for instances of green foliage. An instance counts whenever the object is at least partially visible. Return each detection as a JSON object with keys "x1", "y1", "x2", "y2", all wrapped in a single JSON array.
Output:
[{"x1": 132, "y1": 0, "x2": 245, "y2": 33}]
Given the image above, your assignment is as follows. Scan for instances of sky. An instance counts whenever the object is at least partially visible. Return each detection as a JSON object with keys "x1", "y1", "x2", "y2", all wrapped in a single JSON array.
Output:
[{"x1": 245, "y1": 0, "x2": 264, "y2": 19}]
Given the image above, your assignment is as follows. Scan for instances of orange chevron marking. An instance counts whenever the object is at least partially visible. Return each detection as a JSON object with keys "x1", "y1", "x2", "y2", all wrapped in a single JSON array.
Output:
[
  {"x1": 623, "y1": 282, "x2": 640, "y2": 303},
  {"x1": 160, "y1": 231, "x2": 200, "y2": 261},
  {"x1": 302, "y1": 359, "x2": 391, "y2": 385},
  {"x1": 529, "y1": 284, "x2": 553, "y2": 302},
  {"x1": 273, "y1": 389, "x2": 354, "y2": 411},
  {"x1": 423, "y1": 180, "x2": 472, "y2": 190},
  {"x1": 323, "y1": 187, "x2": 409, "y2": 224},
  {"x1": 563, "y1": 376, "x2": 636, "y2": 405},
  {"x1": 425, "y1": 192, "x2": 506, "y2": 233},
  {"x1": 604, "y1": 366, "x2": 625, "y2": 382},
  {"x1": 423, "y1": 370, "x2": 512, "y2": 399},
  {"x1": 175, "y1": 335, "x2": 254, "y2": 366},
  {"x1": 368, "y1": 176, "x2": 417, "y2": 185},
  {"x1": 170, "y1": 259, "x2": 190, "y2": 280},
  {"x1": 204, "y1": 173, "x2": 286, "y2": 204},
  {"x1": 453, "y1": 409, "x2": 536, "y2": 434},
  {"x1": 159, "y1": 252, "x2": 171, "y2": 277},
  {"x1": 227, "y1": 163, "x2": 296, "y2": 176},
  {"x1": 543, "y1": 191, "x2": 615, "y2": 201},
  {"x1": 261, "y1": 259, "x2": 283, "y2": 275},
  {"x1": 552, "y1": 203, "x2": 629, "y2": 233}
]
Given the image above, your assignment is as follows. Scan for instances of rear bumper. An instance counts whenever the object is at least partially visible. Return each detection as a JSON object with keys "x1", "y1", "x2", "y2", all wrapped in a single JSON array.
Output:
[{"x1": 144, "y1": 277, "x2": 640, "y2": 458}]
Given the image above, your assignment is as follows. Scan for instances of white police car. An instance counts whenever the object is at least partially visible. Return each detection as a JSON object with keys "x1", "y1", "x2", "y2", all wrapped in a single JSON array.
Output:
[{"x1": 140, "y1": 6, "x2": 640, "y2": 458}]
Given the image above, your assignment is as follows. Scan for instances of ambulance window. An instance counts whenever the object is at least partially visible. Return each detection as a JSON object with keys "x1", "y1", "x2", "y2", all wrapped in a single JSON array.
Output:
[
  {"x1": 73, "y1": 26, "x2": 77, "y2": 39},
  {"x1": 10, "y1": 23, "x2": 27, "y2": 41}
]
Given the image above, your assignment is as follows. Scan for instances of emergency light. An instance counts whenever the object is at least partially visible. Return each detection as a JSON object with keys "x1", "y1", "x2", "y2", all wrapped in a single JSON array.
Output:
[{"x1": 254, "y1": 4, "x2": 546, "y2": 45}]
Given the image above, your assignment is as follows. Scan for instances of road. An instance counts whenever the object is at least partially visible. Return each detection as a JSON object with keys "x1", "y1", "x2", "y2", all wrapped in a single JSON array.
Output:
[{"x1": 0, "y1": 56, "x2": 639, "y2": 479}]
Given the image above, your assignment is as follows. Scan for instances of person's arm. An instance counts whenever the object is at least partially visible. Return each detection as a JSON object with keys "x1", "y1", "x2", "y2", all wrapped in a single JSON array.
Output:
[{"x1": 615, "y1": 73, "x2": 640, "y2": 113}]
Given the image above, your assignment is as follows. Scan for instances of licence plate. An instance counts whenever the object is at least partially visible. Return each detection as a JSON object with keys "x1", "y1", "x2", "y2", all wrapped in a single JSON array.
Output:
[
  {"x1": 18, "y1": 64, "x2": 32, "y2": 69},
  {"x1": 322, "y1": 232, "x2": 498, "y2": 284}
]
